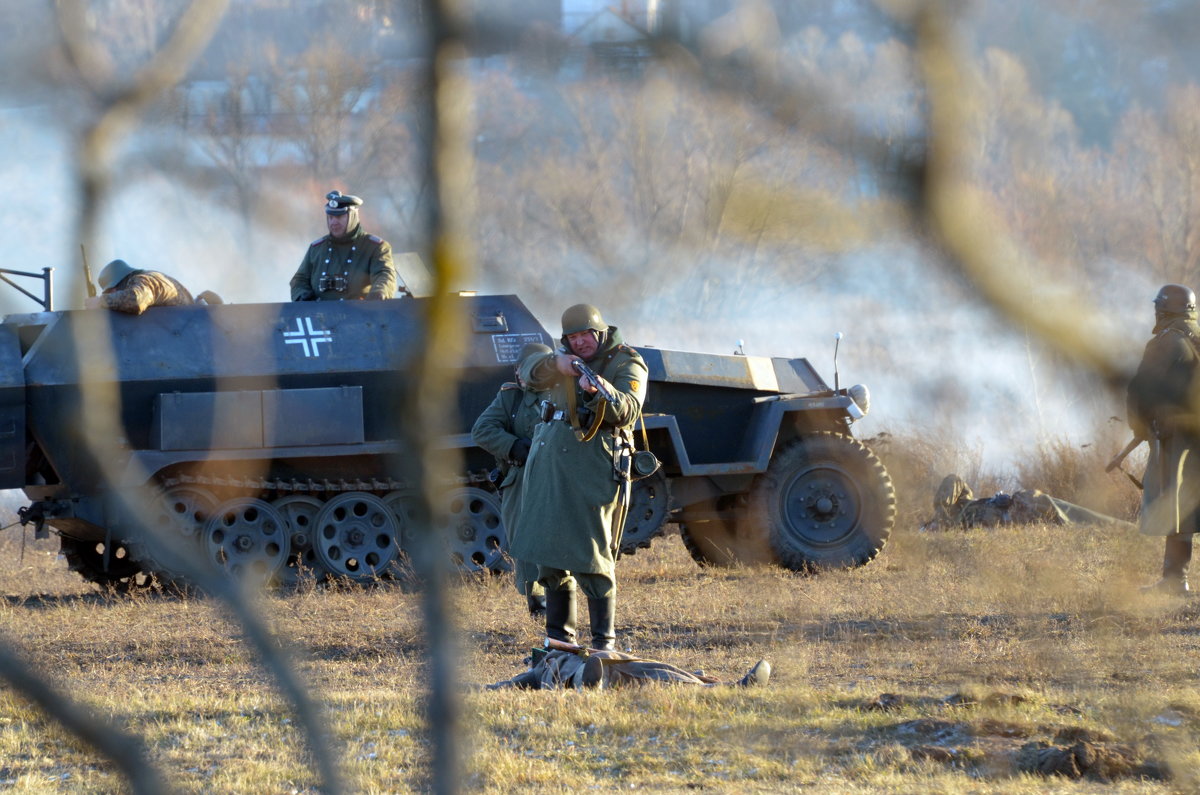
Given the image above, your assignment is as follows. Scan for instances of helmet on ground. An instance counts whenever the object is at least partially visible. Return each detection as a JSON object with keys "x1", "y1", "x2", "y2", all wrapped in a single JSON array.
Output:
[
  {"x1": 1154, "y1": 284, "x2": 1196, "y2": 315},
  {"x1": 98, "y1": 259, "x2": 138, "y2": 292},
  {"x1": 561, "y1": 304, "x2": 606, "y2": 336},
  {"x1": 517, "y1": 342, "x2": 552, "y2": 368}
]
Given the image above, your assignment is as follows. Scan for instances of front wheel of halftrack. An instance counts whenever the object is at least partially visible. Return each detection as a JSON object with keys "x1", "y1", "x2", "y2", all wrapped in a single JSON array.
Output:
[{"x1": 749, "y1": 433, "x2": 895, "y2": 571}]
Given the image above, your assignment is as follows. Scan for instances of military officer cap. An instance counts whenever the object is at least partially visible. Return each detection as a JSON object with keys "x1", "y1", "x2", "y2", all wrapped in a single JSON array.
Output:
[
  {"x1": 98, "y1": 259, "x2": 138, "y2": 291},
  {"x1": 325, "y1": 190, "x2": 364, "y2": 216}
]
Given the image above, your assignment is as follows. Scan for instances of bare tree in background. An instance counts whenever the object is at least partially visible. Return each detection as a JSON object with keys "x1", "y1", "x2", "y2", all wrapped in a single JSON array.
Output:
[{"x1": 10, "y1": 0, "x2": 1200, "y2": 791}]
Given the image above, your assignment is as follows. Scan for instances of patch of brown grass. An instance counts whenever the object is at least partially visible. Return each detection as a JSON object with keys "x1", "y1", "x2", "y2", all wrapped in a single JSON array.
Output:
[{"x1": 0, "y1": 429, "x2": 1188, "y2": 792}]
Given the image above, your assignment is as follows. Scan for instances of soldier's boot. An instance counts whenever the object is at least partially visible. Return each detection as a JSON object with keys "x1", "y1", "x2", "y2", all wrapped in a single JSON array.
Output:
[
  {"x1": 587, "y1": 595, "x2": 616, "y2": 652},
  {"x1": 1143, "y1": 535, "x2": 1192, "y2": 596},
  {"x1": 526, "y1": 588, "x2": 547, "y2": 617},
  {"x1": 737, "y1": 659, "x2": 771, "y2": 688},
  {"x1": 544, "y1": 587, "x2": 576, "y2": 643},
  {"x1": 577, "y1": 655, "x2": 605, "y2": 690}
]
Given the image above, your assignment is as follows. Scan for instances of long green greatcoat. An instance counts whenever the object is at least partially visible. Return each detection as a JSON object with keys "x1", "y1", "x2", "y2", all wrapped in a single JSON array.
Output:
[
  {"x1": 289, "y1": 223, "x2": 398, "y2": 301},
  {"x1": 508, "y1": 326, "x2": 648, "y2": 578},
  {"x1": 1128, "y1": 314, "x2": 1200, "y2": 536},
  {"x1": 470, "y1": 381, "x2": 547, "y2": 592}
]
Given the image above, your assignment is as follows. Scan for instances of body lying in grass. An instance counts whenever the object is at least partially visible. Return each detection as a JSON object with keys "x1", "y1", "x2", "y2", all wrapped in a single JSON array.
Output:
[
  {"x1": 921, "y1": 474, "x2": 1134, "y2": 532},
  {"x1": 486, "y1": 648, "x2": 771, "y2": 691}
]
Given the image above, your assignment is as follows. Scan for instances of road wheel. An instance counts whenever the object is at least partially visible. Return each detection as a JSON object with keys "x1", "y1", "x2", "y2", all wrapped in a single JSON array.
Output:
[
  {"x1": 313, "y1": 492, "x2": 401, "y2": 581},
  {"x1": 59, "y1": 536, "x2": 151, "y2": 591},
  {"x1": 618, "y1": 470, "x2": 671, "y2": 556},
  {"x1": 748, "y1": 433, "x2": 894, "y2": 571}
]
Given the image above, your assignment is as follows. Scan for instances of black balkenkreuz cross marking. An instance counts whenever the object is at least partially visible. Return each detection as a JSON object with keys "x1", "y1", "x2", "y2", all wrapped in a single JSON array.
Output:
[{"x1": 283, "y1": 317, "x2": 333, "y2": 357}]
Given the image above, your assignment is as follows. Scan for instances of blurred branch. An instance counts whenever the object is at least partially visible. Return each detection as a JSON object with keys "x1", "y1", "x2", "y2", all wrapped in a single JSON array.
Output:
[
  {"x1": 57, "y1": 0, "x2": 232, "y2": 308},
  {"x1": 913, "y1": 3, "x2": 1126, "y2": 388},
  {"x1": 0, "y1": 638, "x2": 170, "y2": 795},
  {"x1": 395, "y1": 0, "x2": 480, "y2": 792},
  {"x1": 45, "y1": 3, "x2": 345, "y2": 793}
]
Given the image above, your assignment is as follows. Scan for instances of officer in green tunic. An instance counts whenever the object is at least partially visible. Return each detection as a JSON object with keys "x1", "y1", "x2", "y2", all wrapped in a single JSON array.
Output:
[
  {"x1": 509, "y1": 304, "x2": 649, "y2": 651},
  {"x1": 290, "y1": 190, "x2": 404, "y2": 301},
  {"x1": 1128, "y1": 283, "x2": 1200, "y2": 595},
  {"x1": 471, "y1": 342, "x2": 554, "y2": 616}
]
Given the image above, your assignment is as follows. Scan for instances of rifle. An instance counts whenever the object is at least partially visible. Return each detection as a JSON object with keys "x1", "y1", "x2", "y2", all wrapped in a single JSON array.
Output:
[
  {"x1": 1106, "y1": 437, "x2": 1144, "y2": 491},
  {"x1": 571, "y1": 359, "x2": 619, "y2": 407},
  {"x1": 543, "y1": 637, "x2": 604, "y2": 655},
  {"x1": 79, "y1": 244, "x2": 97, "y2": 299}
]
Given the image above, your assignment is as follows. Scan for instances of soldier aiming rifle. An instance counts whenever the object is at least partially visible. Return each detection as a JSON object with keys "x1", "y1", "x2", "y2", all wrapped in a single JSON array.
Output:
[{"x1": 508, "y1": 303, "x2": 648, "y2": 653}]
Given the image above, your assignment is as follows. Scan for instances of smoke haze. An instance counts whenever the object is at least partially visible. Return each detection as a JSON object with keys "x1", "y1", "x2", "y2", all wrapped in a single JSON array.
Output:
[{"x1": 2, "y1": 0, "x2": 1196, "y2": 476}]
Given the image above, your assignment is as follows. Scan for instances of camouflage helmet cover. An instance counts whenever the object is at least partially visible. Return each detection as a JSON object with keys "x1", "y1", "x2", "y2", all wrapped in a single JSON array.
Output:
[
  {"x1": 561, "y1": 303, "x2": 606, "y2": 336},
  {"x1": 1154, "y1": 284, "x2": 1197, "y2": 315},
  {"x1": 98, "y1": 259, "x2": 138, "y2": 291}
]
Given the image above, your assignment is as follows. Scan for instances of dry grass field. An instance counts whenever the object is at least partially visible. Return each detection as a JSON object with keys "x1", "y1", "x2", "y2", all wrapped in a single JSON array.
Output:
[{"x1": 0, "y1": 439, "x2": 1196, "y2": 793}]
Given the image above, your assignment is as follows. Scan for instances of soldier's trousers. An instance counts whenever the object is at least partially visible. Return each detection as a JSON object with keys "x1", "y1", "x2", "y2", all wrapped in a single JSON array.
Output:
[{"x1": 537, "y1": 566, "x2": 614, "y2": 599}]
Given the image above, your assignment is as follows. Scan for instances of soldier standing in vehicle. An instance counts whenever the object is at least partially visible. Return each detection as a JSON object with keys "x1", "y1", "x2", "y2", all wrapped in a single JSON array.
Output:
[
  {"x1": 290, "y1": 190, "x2": 405, "y2": 301},
  {"x1": 1128, "y1": 283, "x2": 1200, "y2": 595},
  {"x1": 509, "y1": 304, "x2": 648, "y2": 651},
  {"x1": 471, "y1": 342, "x2": 554, "y2": 617},
  {"x1": 84, "y1": 259, "x2": 194, "y2": 314}
]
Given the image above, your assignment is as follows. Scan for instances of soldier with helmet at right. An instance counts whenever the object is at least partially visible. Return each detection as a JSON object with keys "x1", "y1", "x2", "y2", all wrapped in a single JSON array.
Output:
[
  {"x1": 1128, "y1": 284, "x2": 1200, "y2": 595},
  {"x1": 508, "y1": 304, "x2": 648, "y2": 652}
]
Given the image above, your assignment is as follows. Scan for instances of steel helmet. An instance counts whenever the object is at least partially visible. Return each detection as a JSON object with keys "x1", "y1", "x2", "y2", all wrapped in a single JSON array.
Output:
[
  {"x1": 561, "y1": 304, "x2": 606, "y2": 336},
  {"x1": 516, "y1": 342, "x2": 552, "y2": 368},
  {"x1": 1154, "y1": 284, "x2": 1197, "y2": 315},
  {"x1": 97, "y1": 259, "x2": 138, "y2": 292}
]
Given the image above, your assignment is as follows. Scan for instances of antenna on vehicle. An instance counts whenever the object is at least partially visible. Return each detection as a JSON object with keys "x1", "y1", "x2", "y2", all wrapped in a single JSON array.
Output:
[
  {"x1": 833, "y1": 332, "x2": 843, "y2": 392},
  {"x1": 734, "y1": 339, "x2": 745, "y2": 356}
]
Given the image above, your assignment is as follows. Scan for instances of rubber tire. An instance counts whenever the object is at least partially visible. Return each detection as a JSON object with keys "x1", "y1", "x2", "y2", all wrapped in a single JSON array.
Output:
[{"x1": 748, "y1": 433, "x2": 895, "y2": 571}]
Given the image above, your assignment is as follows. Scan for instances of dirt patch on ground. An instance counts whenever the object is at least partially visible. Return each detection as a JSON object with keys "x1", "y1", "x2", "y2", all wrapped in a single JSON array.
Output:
[{"x1": 862, "y1": 691, "x2": 1170, "y2": 783}]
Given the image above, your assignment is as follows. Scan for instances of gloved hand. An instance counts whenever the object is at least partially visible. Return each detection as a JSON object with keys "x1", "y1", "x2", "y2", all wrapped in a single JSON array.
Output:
[
  {"x1": 293, "y1": 291, "x2": 316, "y2": 302},
  {"x1": 509, "y1": 438, "x2": 531, "y2": 465}
]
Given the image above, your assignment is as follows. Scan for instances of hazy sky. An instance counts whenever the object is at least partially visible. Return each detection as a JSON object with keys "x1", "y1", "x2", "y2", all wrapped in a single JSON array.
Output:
[{"x1": 0, "y1": 0, "x2": 1184, "y2": 477}]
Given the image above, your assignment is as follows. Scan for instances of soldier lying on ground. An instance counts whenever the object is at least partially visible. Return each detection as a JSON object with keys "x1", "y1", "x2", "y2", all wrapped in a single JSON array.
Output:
[
  {"x1": 486, "y1": 646, "x2": 771, "y2": 691},
  {"x1": 84, "y1": 259, "x2": 195, "y2": 314},
  {"x1": 920, "y1": 474, "x2": 1134, "y2": 532}
]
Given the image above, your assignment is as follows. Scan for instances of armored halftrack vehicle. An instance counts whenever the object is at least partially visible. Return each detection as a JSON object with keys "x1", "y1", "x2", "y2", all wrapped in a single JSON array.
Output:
[{"x1": 0, "y1": 288, "x2": 893, "y2": 589}]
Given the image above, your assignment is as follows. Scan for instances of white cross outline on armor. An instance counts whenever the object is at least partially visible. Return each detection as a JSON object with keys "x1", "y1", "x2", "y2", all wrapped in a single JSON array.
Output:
[{"x1": 282, "y1": 316, "x2": 333, "y2": 357}]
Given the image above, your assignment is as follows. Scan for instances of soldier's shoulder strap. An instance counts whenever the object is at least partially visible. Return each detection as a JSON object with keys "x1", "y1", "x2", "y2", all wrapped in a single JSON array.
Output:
[
  {"x1": 366, "y1": 234, "x2": 384, "y2": 245},
  {"x1": 500, "y1": 382, "x2": 523, "y2": 418},
  {"x1": 1161, "y1": 326, "x2": 1200, "y2": 358},
  {"x1": 600, "y1": 343, "x2": 640, "y2": 368},
  {"x1": 310, "y1": 235, "x2": 329, "y2": 247}
]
